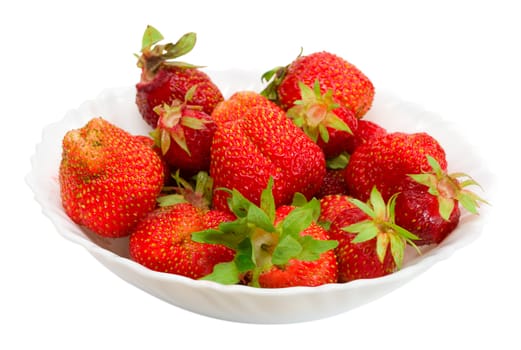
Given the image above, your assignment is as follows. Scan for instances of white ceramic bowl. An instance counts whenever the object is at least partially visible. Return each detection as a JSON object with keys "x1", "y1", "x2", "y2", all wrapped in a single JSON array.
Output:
[{"x1": 26, "y1": 70, "x2": 492, "y2": 324}]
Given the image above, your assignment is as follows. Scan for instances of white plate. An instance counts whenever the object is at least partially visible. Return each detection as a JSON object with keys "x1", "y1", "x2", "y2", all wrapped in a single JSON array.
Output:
[{"x1": 26, "y1": 70, "x2": 493, "y2": 324}]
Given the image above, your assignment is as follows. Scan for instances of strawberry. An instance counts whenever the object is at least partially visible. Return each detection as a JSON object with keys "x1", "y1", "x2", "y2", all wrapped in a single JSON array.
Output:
[
  {"x1": 261, "y1": 51, "x2": 374, "y2": 118},
  {"x1": 150, "y1": 86, "x2": 216, "y2": 175},
  {"x1": 344, "y1": 119, "x2": 387, "y2": 154},
  {"x1": 257, "y1": 205, "x2": 338, "y2": 288},
  {"x1": 285, "y1": 80, "x2": 358, "y2": 158},
  {"x1": 134, "y1": 134, "x2": 172, "y2": 185},
  {"x1": 192, "y1": 179, "x2": 338, "y2": 287},
  {"x1": 209, "y1": 91, "x2": 326, "y2": 212},
  {"x1": 329, "y1": 187, "x2": 419, "y2": 282},
  {"x1": 318, "y1": 194, "x2": 357, "y2": 225},
  {"x1": 394, "y1": 156, "x2": 487, "y2": 245},
  {"x1": 129, "y1": 202, "x2": 235, "y2": 279},
  {"x1": 345, "y1": 132, "x2": 447, "y2": 201},
  {"x1": 394, "y1": 177, "x2": 460, "y2": 245},
  {"x1": 59, "y1": 117, "x2": 165, "y2": 238},
  {"x1": 211, "y1": 90, "x2": 278, "y2": 127},
  {"x1": 135, "y1": 25, "x2": 223, "y2": 128}
]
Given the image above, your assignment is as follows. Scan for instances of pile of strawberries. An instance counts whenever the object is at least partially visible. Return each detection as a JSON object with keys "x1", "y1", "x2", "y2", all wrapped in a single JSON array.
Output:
[{"x1": 58, "y1": 26, "x2": 487, "y2": 288}]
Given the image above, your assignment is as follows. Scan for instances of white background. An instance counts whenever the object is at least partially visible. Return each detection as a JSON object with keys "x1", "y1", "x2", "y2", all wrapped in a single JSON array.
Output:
[{"x1": 2, "y1": 0, "x2": 519, "y2": 348}]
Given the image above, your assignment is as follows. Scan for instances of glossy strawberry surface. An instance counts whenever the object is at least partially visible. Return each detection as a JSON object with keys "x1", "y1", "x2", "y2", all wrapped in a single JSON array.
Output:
[
  {"x1": 129, "y1": 203, "x2": 235, "y2": 279},
  {"x1": 344, "y1": 119, "x2": 387, "y2": 154},
  {"x1": 272, "y1": 51, "x2": 375, "y2": 118},
  {"x1": 210, "y1": 92, "x2": 325, "y2": 212},
  {"x1": 153, "y1": 102, "x2": 216, "y2": 175},
  {"x1": 394, "y1": 177, "x2": 461, "y2": 245},
  {"x1": 136, "y1": 67, "x2": 223, "y2": 128},
  {"x1": 329, "y1": 207, "x2": 396, "y2": 282},
  {"x1": 345, "y1": 132, "x2": 447, "y2": 201}
]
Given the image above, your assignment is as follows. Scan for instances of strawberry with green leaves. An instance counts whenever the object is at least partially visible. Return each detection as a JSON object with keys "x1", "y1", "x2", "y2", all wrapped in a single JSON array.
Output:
[
  {"x1": 150, "y1": 86, "x2": 216, "y2": 175},
  {"x1": 345, "y1": 131, "x2": 447, "y2": 201},
  {"x1": 395, "y1": 156, "x2": 488, "y2": 245},
  {"x1": 209, "y1": 91, "x2": 325, "y2": 212},
  {"x1": 129, "y1": 202, "x2": 235, "y2": 279},
  {"x1": 59, "y1": 117, "x2": 165, "y2": 238},
  {"x1": 192, "y1": 179, "x2": 338, "y2": 287},
  {"x1": 286, "y1": 80, "x2": 358, "y2": 158},
  {"x1": 329, "y1": 187, "x2": 419, "y2": 282},
  {"x1": 261, "y1": 51, "x2": 374, "y2": 118},
  {"x1": 136, "y1": 25, "x2": 223, "y2": 127}
]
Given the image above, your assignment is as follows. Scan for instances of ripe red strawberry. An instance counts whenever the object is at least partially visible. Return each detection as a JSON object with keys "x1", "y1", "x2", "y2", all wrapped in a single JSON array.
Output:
[
  {"x1": 135, "y1": 25, "x2": 223, "y2": 127},
  {"x1": 209, "y1": 91, "x2": 326, "y2": 212},
  {"x1": 134, "y1": 134, "x2": 172, "y2": 185},
  {"x1": 192, "y1": 179, "x2": 338, "y2": 287},
  {"x1": 59, "y1": 117, "x2": 165, "y2": 238},
  {"x1": 211, "y1": 90, "x2": 278, "y2": 127},
  {"x1": 261, "y1": 51, "x2": 374, "y2": 118},
  {"x1": 394, "y1": 156, "x2": 487, "y2": 245},
  {"x1": 345, "y1": 132, "x2": 447, "y2": 201},
  {"x1": 394, "y1": 177, "x2": 460, "y2": 245},
  {"x1": 150, "y1": 87, "x2": 216, "y2": 175},
  {"x1": 318, "y1": 194, "x2": 357, "y2": 224},
  {"x1": 286, "y1": 80, "x2": 358, "y2": 158},
  {"x1": 344, "y1": 119, "x2": 387, "y2": 154},
  {"x1": 258, "y1": 205, "x2": 338, "y2": 288},
  {"x1": 129, "y1": 202, "x2": 235, "y2": 279},
  {"x1": 329, "y1": 187, "x2": 419, "y2": 282}
]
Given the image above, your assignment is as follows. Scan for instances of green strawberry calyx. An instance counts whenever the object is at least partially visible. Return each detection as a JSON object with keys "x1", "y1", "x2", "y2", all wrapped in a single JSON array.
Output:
[
  {"x1": 260, "y1": 65, "x2": 287, "y2": 103},
  {"x1": 137, "y1": 25, "x2": 202, "y2": 81},
  {"x1": 344, "y1": 187, "x2": 420, "y2": 269},
  {"x1": 192, "y1": 178, "x2": 338, "y2": 287},
  {"x1": 287, "y1": 80, "x2": 353, "y2": 143},
  {"x1": 408, "y1": 155, "x2": 489, "y2": 221},
  {"x1": 151, "y1": 85, "x2": 211, "y2": 156},
  {"x1": 157, "y1": 170, "x2": 214, "y2": 210}
]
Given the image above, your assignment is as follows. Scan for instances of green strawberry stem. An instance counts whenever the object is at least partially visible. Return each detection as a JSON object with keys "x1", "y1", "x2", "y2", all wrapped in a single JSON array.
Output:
[
  {"x1": 260, "y1": 66, "x2": 287, "y2": 103},
  {"x1": 137, "y1": 25, "x2": 200, "y2": 80},
  {"x1": 408, "y1": 155, "x2": 489, "y2": 221},
  {"x1": 344, "y1": 187, "x2": 420, "y2": 269},
  {"x1": 260, "y1": 48, "x2": 303, "y2": 103},
  {"x1": 191, "y1": 177, "x2": 338, "y2": 286}
]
